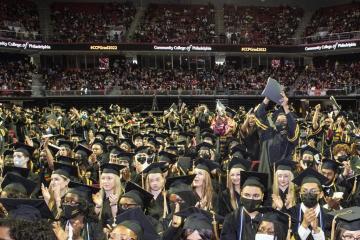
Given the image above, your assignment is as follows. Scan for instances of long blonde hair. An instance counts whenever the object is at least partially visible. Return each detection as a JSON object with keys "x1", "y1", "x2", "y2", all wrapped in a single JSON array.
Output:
[
  {"x1": 192, "y1": 168, "x2": 214, "y2": 210},
  {"x1": 272, "y1": 170, "x2": 296, "y2": 209},
  {"x1": 145, "y1": 172, "x2": 169, "y2": 218},
  {"x1": 226, "y1": 167, "x2": 242, "y2": 211},
  {"x1": 98, "y1": 173, "x2": 123, "y2": 220},
  {"x1": 48, "y1": 173, "x2": 69, "y2": 219}
]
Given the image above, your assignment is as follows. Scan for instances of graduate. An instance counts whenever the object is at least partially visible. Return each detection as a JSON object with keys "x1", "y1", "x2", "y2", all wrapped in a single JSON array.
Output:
[
  {"x1": 220, "y1": 171, "x2": 268, "y2": 240},
  {"x1": 288, "y1": 167, "x2": 333, "y2": 240}
]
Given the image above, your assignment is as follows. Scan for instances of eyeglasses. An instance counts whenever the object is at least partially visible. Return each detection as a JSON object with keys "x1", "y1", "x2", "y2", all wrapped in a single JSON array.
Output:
[
  {"x1": 257, "y1": 227, "x2": 275, "y2": 235},
  {"x1": 342, "y1": 235, "x2": 360, "y2": 240},
  {"x1": 300, "y1": 189, "x2": 320, "y2": 195}
]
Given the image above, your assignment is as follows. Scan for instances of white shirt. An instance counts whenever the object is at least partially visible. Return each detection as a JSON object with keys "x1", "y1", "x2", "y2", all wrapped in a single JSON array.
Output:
[{"x1": 297, "y1": 203, "x2": 325, "y2": 240}]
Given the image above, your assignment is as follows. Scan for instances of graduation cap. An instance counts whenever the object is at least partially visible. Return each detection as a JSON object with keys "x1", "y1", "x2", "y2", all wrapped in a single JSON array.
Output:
[
  {"x1": 0, "y1": 198, "x2": 53, "y2": 221},
  {"x1": 2, "y1": 149, "x2": 14, "y2": 157},
  {"x1": 57, "y1": 156, "x2": 77, "y2": 165},
  {"x1": 165, "y1": 175, "x2": 199, "y2": 207},
  {"x1": 123, "y1": 182, "x2": 154, "y2": 209},
  {"x1": 158, "y1": 151, "x2": 177, "y2": 164},
  {"x1": 261, "y1": 77, "x2": 283, "y2": 105},
  {"x1": 275, "y1": 159, "x2": 297, "y2": 171},
  {"x1": 104, "y1": 132, "x2": 118, "y2": 141},
  {"x1": 230, "y1": 145, "x2": 251, "y2": 159},
  {"x1": 328, "y1": 207, "x2": 360, "y2": 232},
  {"x1": 100, "y1": 163, "x2": 126, "y2": 176},
  {"x1": 177, "y1": 157, "x2": 193, "y2": 174},
  {"x1": 142, "y1": 162, "x2": 169, "y2": 174},
  {"x1": 165, "y1": 175, "x2": 196, "y2": 191},
  {"x1": 92, "y1": 139, "x2": 107, "y2": 151},
  {"x1": 195, "y1": 158, "x2": 219, "y2": 174},
  {"x1": 229, "y1": 157, "x2": 251, "y2": 171},
  {"x1": 225, "y1": 107, "x2": 237, "y2": 118},
  {"x1": 54, "y1": 134, "x2": 68, "y2": 141},
  {"x1": 119, "y1": 138, "x2": 135, "y2": 149},
  {"x1": 196, "y1": 142, "x2": 214, "y2": 152},
  {"x1": 165, "y1": 146, "x2": 178, "y2": 154},
  {"x1": 135, "y1": 146, "x2": 151, "y2": 155},
  {"x1": 115, "y1": 207, "x2": 160, "y2": 240},
  {"x1": 256, "y1": 207, "x2": 291, "y2": 231},
  {"x1": 1, "y1": 172, "x2": 37, "y2": 197},
  {"x1": 292, "y1": 167, "x2": 328, "y2": 187},
  {"x1": 300, "y1": 145, "x2": 320, "y2": 157},
  {"x1": 240, "y1": 171, "x2": 268, "y2": 192},
  {"x1": 201, "y1": 132, "x2": 216, "y2": 142},
  {"x1": 108, "y1": 146, "x2": 123, "y2": 155},
  {"x1": 321, "y1": 159, "x2": 343, "y2": 172},
  {"x1": 133, "y1": 133, "x2": 143, "y2": 141},
  {"x1": 58, "y1": 140, "x2": 74, "y2": 149},
  {"x1": 67, "y1": 181, "x2": 100, "y2": 201},
  {"x1": 48, "y1": 143, "x2": 60, "y2": 155},
  {"x1": 175, "y1": 206, "x2": 224, "y2": 231},
  {"x1": 73, "y1": 144, "x2": 93, "y2": 157},
  {"x1": 2, "y1": 166, "x2": 29, "y2": 178},
  {"x1": 117, "y1": 152, "x2": 134, "y2": 162},
  {"x1": 10, "y1": 142, "x2": 35, "y2": 157},
  {"x1": 53, "y1": 161, "x2": 78, "y2": 179},
  {"x1": 94, "y1": 132, "x2": 106, "y2": 140},
  {"x1": 146, "y1": 138, "x2": 160, "y2": 148}
]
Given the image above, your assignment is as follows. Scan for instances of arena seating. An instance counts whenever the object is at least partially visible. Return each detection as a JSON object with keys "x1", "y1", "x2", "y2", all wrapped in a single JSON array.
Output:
[
  {"x1": 0, "y1": 0, "x2": 40, "y2": 41},
  {"x1": 224, "y1": 5, "x2": 303, "y2": 45},
  {"x1": 131, "y1": 3, "x2": 216, "y2": 43},
  {"x1": 51, "y1": 2, "x2": 136, "y2": 43}
]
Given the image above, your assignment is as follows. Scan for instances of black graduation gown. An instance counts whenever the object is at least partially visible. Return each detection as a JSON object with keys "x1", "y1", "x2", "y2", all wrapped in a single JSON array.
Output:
[
  {"x1": 322, "y1": 181, "x2": 348, "y2": 208},
  {"x1": 287, "y1": 204, "x2": 333, "y2": 240},
  {"x1": 61, "y1": 219, "x2": 106, "y2": 240},
  {"x1": 217, "y1": 189, "x2": 240, "y2": 217},
  {"x1": 147, "y1": 193, "x2": 171, "y2": 229},
  {"x1": 220, "y1": 206, "x2": 263, "y2": 240}
]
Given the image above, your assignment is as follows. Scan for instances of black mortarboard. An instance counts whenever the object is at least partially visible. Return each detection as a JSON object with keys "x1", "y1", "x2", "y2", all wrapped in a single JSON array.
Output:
[
  {"x1": 105, "y1": 132, "x2": 118, "y2": 141},
  {"x1": 135, "y1": 146, "x2": 151, "y2": 155},
  {"x1": 54, "y1": 134, "x2": 68, "y2": 141},
  {"x1": 108, "y1": 146, "x2": 123, "y2": 155},
  {"x1": 92, "y1": 139, "x2": 107, "y2": 151},
  {"x1": 275, "y1": 159, "x2": 298, "y2": 171},
  {"x1": 261, "y1": 77, "x2": 283, "y2": 105},
  {"x1": 115, "y1": 207, "x2": 160, "y2": 240},
  {"x1": 256, "y1": 207, "x2": 290, "y2": 229},
  {"x1": 133, "y1": 133, "x2": 143, "y2": 141},
  {"x1": 67, "y1": 181, "x2": 100, "y2": 201},
  {"x1": 73, "y1": 144, "x2": 93, "y2": 157},
  {"x1": 175, "y1": 207, "x2": 224, "y2": 231},
  {"x1": 195, "y1": 158, "x2": 219, "y2": 173},
  {"x1": 292, "y1": 167, "x2": 328, "y2": 187},
  {"x1": 177, "y1": 157, "x2": 193, "y2": 174},
  {"x1": 300, "y1": 145, "x2": 320, "y2": 157},
  {"x1": 94, "y1": 132, "x2": 106, "y2": 139},
  {"x1": 201, "y1": 132, "x2": 216, "y2": 142},
  {"x1": 230, "y1": 145, "x2": 251, "y2": 159},
  {"x1": 328, "y1": 206, "x2": 360, "y2": 231},
  {"x1": 119, "y1": 138, "x2": 135, "y2": 149},
  {"x1": 10, "y1": 142, "x2": 35, "y2": 157},
  {"x1": 0, "y1": 198, "x2": 53, "y2": 221},
  {"x1": 196, "y1": 142, "x2": 214, "y2": 152},
  {"x1": 1, "y1": 172, "x2": 37, "y2": 197},
  {"x1": 58, "y1": 140, "x2": 74, "y2": 149},
  {"x1": 147, "y1": 138, "x2": 160, "y2": 148},
  {"x1": 117, "y1": 152, "x2": 134, "y2": 162},
  {"x1": 100, "y1": 163, "x2": 126, "y2": 176},
  {"x1": 229, "y1": 157, "x2": 251, "y2": 171},
  {"x1": 48, "y1": 144, "x2": 60, "y2": 155},
  {"x1": 165, "y1": 175, "x2": 199, "y2": 207},
  {"x1": 2, "y1": 166, "x2": 29, "y2": 178},
  {"x1": 240, "y1": 171, "x2": 268, "y2": 192},
  {"x1": 165, "y1": 146, "x2": 178, "y2": 154},
  {"x1": 123, "y1": 182, "x2": 154, "y2": 209},
  {"x1": 53, "y1": 161, "x2": 78, "y2": 179},
  {"x1": 225, "y1": 107, "x2": 237, "y2": 118},
  {"x1": 321, "y1": 159, "x2": 342, "y2": 172},
  {"x1": 158, "y1": 151, "x2": 177, "y2": 164},
  {"x1": 142, "y1": 162, "x2": 169, "y2": 174}
]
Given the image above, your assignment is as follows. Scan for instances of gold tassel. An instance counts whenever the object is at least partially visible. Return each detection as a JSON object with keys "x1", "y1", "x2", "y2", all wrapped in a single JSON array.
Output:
[
  {"x1": 162, "y1": 191, "x2": 168, "y2": 219},
  {"x1": 141, "y1": 173, "x2": 144, "y2": 188},
  {"x1": 210, "y1": 210, "x2": 219, "y2": 240}
]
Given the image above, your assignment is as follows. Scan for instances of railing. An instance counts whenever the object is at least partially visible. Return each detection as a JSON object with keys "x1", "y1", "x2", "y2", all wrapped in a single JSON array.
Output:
[
  {"x1": 291, "y1": 31, "x2": 360, "y2": 45},
  {"x1": 0, "y1": 30, "x2": 42, "y2": 42},
  {"x1": 0, "y1": 89, "x2": 32, "y2": 96}
]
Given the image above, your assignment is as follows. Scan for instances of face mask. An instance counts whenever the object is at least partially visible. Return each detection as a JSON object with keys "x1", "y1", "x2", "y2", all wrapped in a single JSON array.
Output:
[
  {"x1": 62, "y1": 204, "x2": 81, "y2": 220},
  {"x1": 136, "y1": 156, "x2": 147, "y2": 164},
  {"x1": 199, "y1": 153, "x2": 210, "y2": 160},
  {"x1": 255, "y1": 234, "x2": 275, "y2": 240},
  {"x1": 337, "y1": 155, "x2": 348, "y2": 162},
  {"x1": 275, "y1": 123, "x2": 287, "y2": 135},
  {"x1": 240, "y1": 197, "x2": 262, "y2": 213},
  {"x1": 301, "y1": 160, "x2": 313, "y2": 168},
  {"x1": 13, "y1": 157, "x2": 27, "y2": 167},
  {"x1": 301, "y1": 193, "x2": 318, "y2": 208}
]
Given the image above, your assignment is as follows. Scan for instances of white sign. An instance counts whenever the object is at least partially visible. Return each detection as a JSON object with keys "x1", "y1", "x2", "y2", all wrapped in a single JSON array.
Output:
[
  {"x1": 153, "y1": 45, "x2": 212, "y2": 52},
  {"x1": 304, "y1": 42, "x2": 357, "y2": 52},
  {"x1": 0, "y1": 41, "x2": 51, "y2": 50}
]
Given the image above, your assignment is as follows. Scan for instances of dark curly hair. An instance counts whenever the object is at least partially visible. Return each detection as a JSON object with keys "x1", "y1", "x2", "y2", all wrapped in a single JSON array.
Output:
[{"x1": 181, "y1": 228, "x2": 216, "y2": 240}]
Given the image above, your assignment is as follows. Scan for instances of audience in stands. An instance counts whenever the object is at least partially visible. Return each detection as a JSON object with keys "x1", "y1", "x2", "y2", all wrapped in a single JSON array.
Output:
[
  {"x1": 51, "y1": 2, "x2": 136, "y2": 43},
  {"x1": 131, "y1": 4, "x2": 216, "y2": 43},
  {"x1": 305, "y1": 3, "x2": 360, "y2": 43},
  {"x1": 0, "y1": 0, "x2": 40, "y2": 41},
  {"x1": 224, "y1": 5, "x2": 303, "y2": 45},
  {"x1": 0, "y1": 58, "x2": 35, "y2": 96}
]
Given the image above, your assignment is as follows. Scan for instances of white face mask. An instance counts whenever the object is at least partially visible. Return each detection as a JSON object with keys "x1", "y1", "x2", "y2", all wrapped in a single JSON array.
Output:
[
  {"x1": 255, "y1": 234, "x2": 275, "y2": 240},
  {"x1": 13, "y1": 157, "x2": 27, "y2": 168}
]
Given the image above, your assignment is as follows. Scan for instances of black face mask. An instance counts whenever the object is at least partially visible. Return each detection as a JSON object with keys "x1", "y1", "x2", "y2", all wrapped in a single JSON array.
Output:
[
  {"x1": 301, "y1": 193, "x2": 318, "y2": 208},
  {"x1": 337, "y1": 155, "x2": 348, "y2": 162},
  {"x1": 62, "y1": 204, "x2": 81, "y2": 220},
  {"x1": 240, "y1": 197, "x2": 262, "y2": 213},
  {"x1": 137, "y1": 156, "x2": 147, "y2": 164},
  {"x1": 199, "y1": 153, "x2": 210, "y2": 160},
  {"x1": 275, "y1": 123, "x2": 287, "y2": 135},
  {"x1": 302, "y1": 160, "x2": 314, "y2": 168}
]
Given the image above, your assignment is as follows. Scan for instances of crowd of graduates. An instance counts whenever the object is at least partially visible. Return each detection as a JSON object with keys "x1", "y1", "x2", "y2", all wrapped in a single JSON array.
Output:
[{"x1": 0, "y1": 92, "x2": 359, "y2": 240}]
